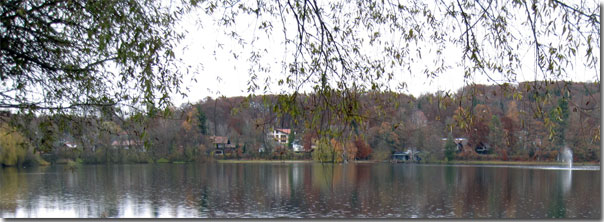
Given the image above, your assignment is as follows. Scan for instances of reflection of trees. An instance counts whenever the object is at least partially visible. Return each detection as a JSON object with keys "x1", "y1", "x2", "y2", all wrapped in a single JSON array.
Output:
[
  {"x1": 0, "y1": 164, "x2": 600, "y2": 218},
  {"x1": 0, "y1": 168, "x2": 24, "y2": 214}
]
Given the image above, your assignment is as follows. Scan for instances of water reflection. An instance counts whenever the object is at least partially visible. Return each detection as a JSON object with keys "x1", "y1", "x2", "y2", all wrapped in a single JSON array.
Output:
[
  {"x1": 0, "y1": 163, "x2": 600, "y2": 218},
  {"x1": 561, "y1": 170, "x2": 572, "y2": 195}
]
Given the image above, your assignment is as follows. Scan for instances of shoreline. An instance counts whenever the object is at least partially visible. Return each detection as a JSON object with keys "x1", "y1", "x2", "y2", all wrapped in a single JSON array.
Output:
[
  {"x1": 216, "y1": 159, "x2": 313, "y2": 164},
  {"x1": 24, "y1": 159, "x2": 600, "y2": 167}
]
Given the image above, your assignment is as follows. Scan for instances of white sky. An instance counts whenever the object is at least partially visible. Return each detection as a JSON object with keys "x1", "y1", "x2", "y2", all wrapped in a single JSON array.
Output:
[{"x1": 170, "y1": 1, "x2": 600, "y2": 106}]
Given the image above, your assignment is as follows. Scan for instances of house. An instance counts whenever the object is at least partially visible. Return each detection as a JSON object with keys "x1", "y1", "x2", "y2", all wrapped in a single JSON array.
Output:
[
  {"x1": 441, "y1": 137, "x2": 468, "y2": 152},
  {"x1": 269, "y1": 128, "x2": 291, "y2": 144},
  {"x1": 111, "y1": 139, "x2": 142, "y2": 150},
  {"x1": 210, "y1": 136, "x2": 239, "y2": 155},
  {"x1": 111, "y1": 131, "x2": 144, "y2": 151},
  {"x1": 210, "y1": 136, "x2": 230, "y2": 149},
  {"x1": 268, "y1": 129, "x2": 307, "y2": 152}
]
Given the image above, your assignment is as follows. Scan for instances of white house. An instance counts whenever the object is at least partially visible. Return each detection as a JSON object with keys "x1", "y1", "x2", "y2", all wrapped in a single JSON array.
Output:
[{"x1": 270, "y1": 128, "x2": 291, "y2": 144}]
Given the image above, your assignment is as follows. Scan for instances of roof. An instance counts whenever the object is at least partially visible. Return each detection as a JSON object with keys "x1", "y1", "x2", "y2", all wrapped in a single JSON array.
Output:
[
  {"x1": 210, "y1": 136, "x2": 229, "y2": 144},
  {"x1": 276, "y1": 129, "x2": 291, "y2": 134},
  {"x1": 64, "y1": 142, "x2": 78, "y2": 148}
]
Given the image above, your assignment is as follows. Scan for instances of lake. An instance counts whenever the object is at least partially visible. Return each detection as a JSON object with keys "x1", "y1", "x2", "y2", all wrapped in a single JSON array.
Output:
[{"x1": 0, "y1": 162, "x2": 600, "y2": 218}]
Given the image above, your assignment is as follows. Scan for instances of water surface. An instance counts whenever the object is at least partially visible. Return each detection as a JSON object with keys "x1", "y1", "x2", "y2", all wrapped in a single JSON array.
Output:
[{"x1": 0, "y1": 163, "x2": 600, "y2": 218}]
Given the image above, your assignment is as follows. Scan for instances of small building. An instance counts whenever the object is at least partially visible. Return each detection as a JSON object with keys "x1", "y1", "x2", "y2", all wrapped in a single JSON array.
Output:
[
  {"x1": 292, "y1": 141, "x2": 303, "y2": 152},
  {"x1": 393, "y1": 151, "x2": 411, "y2": 161},
  {"x1": 393, "y1": 149, "x2": 422, "y2": 162}
]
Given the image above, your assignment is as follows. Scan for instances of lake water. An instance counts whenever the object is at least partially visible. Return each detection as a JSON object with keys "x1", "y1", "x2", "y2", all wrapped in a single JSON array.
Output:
[{"x1": 0, "y1": 162, "x2": 600, "y2": 218}]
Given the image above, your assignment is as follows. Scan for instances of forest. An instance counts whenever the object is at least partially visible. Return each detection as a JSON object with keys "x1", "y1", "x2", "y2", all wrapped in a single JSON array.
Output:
[{"x1": 0, "y1": 80, "x2": 599, "y2": 166}]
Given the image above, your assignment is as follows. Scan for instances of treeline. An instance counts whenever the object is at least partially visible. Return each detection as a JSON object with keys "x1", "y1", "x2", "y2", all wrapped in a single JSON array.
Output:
[{"x1": 0, "y1": 81, "x2": 600, "y2": 166}]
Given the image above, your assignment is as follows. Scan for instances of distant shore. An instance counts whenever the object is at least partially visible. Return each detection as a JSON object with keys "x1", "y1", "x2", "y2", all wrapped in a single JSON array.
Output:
[
  {"x1": 216, "y1": 159, "x2": 600, "y2": 166},
  {"x1": 216, "y1": 159, "x2": 313, "y2": 164},
  {"x1": 42, "y1": 158, "x2": 600, "y2": 167}
]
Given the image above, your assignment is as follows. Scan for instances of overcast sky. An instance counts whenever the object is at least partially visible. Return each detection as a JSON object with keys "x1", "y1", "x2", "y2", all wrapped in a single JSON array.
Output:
[{"x1": 170, "y1": 2, "x2": 600, "y2": 106}]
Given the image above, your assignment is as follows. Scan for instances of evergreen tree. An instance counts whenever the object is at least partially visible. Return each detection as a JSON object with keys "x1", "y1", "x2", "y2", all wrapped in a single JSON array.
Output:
[
  {"x1": 287, "y1": 130, "x2": 295, "y2": 149},
  {"x1": 550, "y1": 97, "x2": 569, "y2": 148},
  {"x1": 488, "y1": 115, "x2": 504, "y2": 152},
  {"x1": 197, "y1": 105, "x2": 208, "y2": 135},
  {"x1": 444, "y1": 133, "x2": 456, "y2": 161}
]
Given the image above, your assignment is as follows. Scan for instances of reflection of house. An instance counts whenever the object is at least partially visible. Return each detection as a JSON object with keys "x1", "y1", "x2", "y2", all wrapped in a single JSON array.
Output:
[
  {"x1": 271, "y1": 167, "x2": 291, "y2": 197},
  {"x1": 269, "y1": 129, "x2": 290, "y2": 144}
]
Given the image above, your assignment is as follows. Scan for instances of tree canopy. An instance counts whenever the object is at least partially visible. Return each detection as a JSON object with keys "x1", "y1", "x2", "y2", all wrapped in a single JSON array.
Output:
[
  {"x1": 193, "y1": 0, "x2": 599, "y2": 137},
  {"x1": 1, "y1": 0, "x2": 188, "y2": 113},
  {"x1": 0, "y1": 0, "x2": 599, "y2": 146}
]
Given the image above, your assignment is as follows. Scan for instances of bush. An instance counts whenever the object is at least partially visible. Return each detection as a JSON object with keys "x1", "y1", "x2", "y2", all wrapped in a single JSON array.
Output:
[
  {"x1": 156, "y1": 158, "x2": 170, "y2": 163},
  {"x1": 125, "y1": 150, "x2": 153, "y2": 163},
  {"x1": 30, "y1": 152, "x2": 49, "y2": 166},
  {"x1": 184, "y1": 146, "x2": 197, "y2": 161},
  {"x1": 66, "y1": 159, "x2": 80, "y2": 170},
  {"x1": 456, "y1": 151, "x2": 479, "y2": 160},
  {"x1": 371, "y1": 148, "x2": 391, "y2": 161},
  {"x1": 498, "y1": 149, "x2": 509, "y2": 161},
  {"x1": 528, "y1": 148, "x2": 535, "y2": 158},
  {"x1": 80, "y1": 147, "x2": 105, "y2": 164}
]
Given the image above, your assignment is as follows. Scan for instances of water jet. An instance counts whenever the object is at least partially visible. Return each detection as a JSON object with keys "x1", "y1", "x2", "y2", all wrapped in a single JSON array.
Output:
[{"x1": 560, "y1": 146, "x2": 573, "y2": 169}]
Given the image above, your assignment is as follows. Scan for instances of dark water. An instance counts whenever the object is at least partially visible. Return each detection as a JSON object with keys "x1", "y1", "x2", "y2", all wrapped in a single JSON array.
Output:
[{"x1": 0, "y1": 163, "x2": 600, "y2": 218}]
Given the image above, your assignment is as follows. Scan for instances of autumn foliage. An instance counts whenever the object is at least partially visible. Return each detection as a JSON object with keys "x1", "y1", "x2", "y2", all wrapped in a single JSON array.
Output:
[{"x1": 354, "y1": 138, "x2": 372, "y2": 160}]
